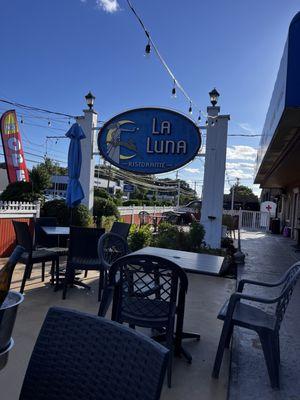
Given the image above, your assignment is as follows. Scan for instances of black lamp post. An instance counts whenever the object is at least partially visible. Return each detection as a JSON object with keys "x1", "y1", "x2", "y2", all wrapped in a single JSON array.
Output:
[
  {"x1": 85, "y1": 91, "x2": 95, "y2": 110},
  {"x1": 209, "y1": 88, "x2": 220, "y2": 106}
]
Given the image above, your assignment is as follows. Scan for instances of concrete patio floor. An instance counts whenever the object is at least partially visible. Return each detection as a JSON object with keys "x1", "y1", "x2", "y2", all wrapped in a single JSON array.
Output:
[
  {"x1": 0, "y1": 259, "x2": 235, "y2": 400},
  {"x1": 229, "y1": 231, "x2": 300, "y2": 400}
]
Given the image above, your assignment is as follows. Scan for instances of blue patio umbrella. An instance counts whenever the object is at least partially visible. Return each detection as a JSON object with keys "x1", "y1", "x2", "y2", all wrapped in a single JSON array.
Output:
[{"x1": 65, "y1": 123, "x2": 86, "y2": 208}]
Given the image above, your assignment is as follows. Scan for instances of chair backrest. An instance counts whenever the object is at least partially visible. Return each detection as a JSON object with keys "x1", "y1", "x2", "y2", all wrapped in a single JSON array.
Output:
[
  {"x1": 139, "y1": 211, "x2": 151, "y2": 225},
  {"x1": 275, "y1": 262, "x2": 300, "y2": 330},
  {"x1": 12, "y1": 221, "x2": 33, "y2": 253},
  {"x1": 20, "y1": 307, "x2": 169, "y2": 400},
  {"x1": 98, "y1": 232, "x2": 129, "y2": 270},
  {"x1": 110, "y1": 221, "x2": 131, "y2": 239},
  {"x1": 34, "y1": 217, "x2": 58, "y2": 248},
  {"x1": 107, "y1": 254, "x2": 188, "y2": 324},
  {"x1": 68, "y1": 226, "x2": 105, "y2": 259}
]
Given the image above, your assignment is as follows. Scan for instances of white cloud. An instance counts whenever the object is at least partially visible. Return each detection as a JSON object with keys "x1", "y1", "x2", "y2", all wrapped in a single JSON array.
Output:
[
  {"x1": 226, "y1": 145, "x2": 257, "y2": 161},
  {"x1": 226, "y1": 169, "x2": 254, "y2": 180},
  {"x1": 226, "y1": 162, "x2": 254, "y2": 171},
  {"x1": 96, "y1": 0, "x2": 119, "y2": 13},
  {"x1": 184, "y1": 168, "x2": 200, "y2": 174},
  {"x1": 238, "y1": 122, "x2": 258, "y2": 135}
]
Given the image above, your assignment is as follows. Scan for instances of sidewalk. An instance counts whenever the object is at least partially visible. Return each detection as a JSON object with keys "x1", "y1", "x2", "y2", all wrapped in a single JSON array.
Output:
[{"x1": 229, "y1": 231, "x2": 300, "y2": 400}]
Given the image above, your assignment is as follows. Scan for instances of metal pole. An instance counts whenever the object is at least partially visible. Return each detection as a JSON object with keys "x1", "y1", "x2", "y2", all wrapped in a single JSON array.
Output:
[{"x1": 231, "y1": 185, "x2": 235, "y2": 211}]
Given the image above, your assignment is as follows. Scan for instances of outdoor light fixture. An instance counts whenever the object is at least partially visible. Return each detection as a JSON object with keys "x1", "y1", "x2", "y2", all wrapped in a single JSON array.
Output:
[
  {"x1": 85, "y1": 91, "x2": 96, "y2": 110},
  {"x1": 209, "y1": 88, "x2": 220, "y2": 106}
]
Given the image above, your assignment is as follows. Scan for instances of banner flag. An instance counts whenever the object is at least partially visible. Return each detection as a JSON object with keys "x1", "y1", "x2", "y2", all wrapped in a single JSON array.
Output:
[{"x1": 0, "y1": 110, "x2": 29, "y2": 183}]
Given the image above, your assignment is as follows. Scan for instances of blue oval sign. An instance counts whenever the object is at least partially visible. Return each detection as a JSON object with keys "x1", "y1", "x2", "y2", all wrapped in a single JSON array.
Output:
[{"x1": 98, "y1": 107, "x2": 201, "y2": 174}]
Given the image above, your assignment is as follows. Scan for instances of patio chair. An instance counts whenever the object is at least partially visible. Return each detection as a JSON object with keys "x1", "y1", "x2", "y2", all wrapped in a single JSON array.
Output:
[
  {"x1": 12, "y1": 221, "x2": 59, "y2": 293},
  {"x1": 97, "y1": 232, "x2": 129, "y2": 301},
  {"x1": 99, "y1": 254, "x2": 188, "y2": 387},
  {"x1": 62, "y1": 226, "x2": 105, "y2": 299},
  {"x1": 34, "y1": 217, "x2": 68, "y2": 256},
  {"x1": 19, "y1": 307, "x2": 169, "y2": 400},
  {"x1": 110, "y1": 221, "x2": 131, "y2": 239},
  {"x1": 138, "y1": 211, "x2": 151, "y2": 226},
  {"x1": 212, "y1": 262, "x2": 300, "y2": 388}
]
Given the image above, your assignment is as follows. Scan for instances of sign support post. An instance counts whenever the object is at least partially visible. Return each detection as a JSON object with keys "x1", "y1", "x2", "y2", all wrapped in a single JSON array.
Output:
[
  {"x1": 76, "y1": 108, "x2": 97, "y2": 212},
  {"x1": 200, "y1": 106, "x2": 230, "y2": 248}
]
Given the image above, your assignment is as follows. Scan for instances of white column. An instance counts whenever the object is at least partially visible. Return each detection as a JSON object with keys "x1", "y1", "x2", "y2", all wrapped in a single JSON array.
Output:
[
  {"x1": 76, "y1": 109, "x2": 97, "y2": 212},
  {"x1": 200, "y1": 106, "x2": 230, "y2": 248}
]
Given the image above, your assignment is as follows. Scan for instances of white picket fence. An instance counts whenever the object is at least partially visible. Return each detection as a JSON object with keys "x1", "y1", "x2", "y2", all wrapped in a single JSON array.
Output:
[
  {"x1": 118, "y1": 205, "x2": 174, "y2": 217},
  {"x1": 223, "y1": 209, "x2": 271, "y2": 231},
  {"x1": 0, "y1": 201, "x2": 40, "y2": 219}
]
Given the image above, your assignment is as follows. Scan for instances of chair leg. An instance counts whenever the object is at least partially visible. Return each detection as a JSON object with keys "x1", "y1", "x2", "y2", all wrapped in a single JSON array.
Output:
[
  {"x1": 98, "y1": 270, "x2": 104, "y2": 302},
  {"x1": 259, "y1": 332, "x2": 280, "y2": 389},
  {"x1": 41, "y1": 262, "x2": 45, "y2": 282},
  {"x1": 62, "y1": 265, "x2": 70, "y2": 300},
  {"x1": 54, "y1": 259, "x2": 60, "y2": 291},
  {"x1": 20, "y1": 263, "x2": 32, "y2": 294},
  {"x1": 166, "y1": 323, "x2": 174, "y2": 388},
  {"x1": 225, "y1": 323, "x2": 234, "y2": 348},
  {"x1": 212, "y1": 321, "x2": 232, "y2": 378},
  {"x1": 84, "y1": 270, "x2": 88, "y2": 278}
]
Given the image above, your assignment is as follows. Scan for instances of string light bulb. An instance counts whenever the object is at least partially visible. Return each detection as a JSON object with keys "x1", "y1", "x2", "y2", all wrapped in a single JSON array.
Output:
[
  {"x1": 48, "y1": 120, "x2": 51, "y2": 127},
  {"x1": 145, "y1": 40, "x2": 151, "y2": 57},
  {"x1": 20, "y1": 116, "x2": 24, "y2": 124},
  {"x1": 172, "y1": 80, "x2": 177, "y2": 98},
  {"x1": 188, "y1": 103, "x2": 192, "y2": 114},
  {"x1": 197, "y1": 113, "x2": 201, "y2": 122}
]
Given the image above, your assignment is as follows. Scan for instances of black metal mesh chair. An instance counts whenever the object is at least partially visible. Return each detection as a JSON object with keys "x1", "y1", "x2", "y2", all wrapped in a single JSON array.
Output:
[
  {"x1": 99, "y1": 254, "x2": 188, "y2": 387},
  {"x1": 34, "y1": 217, "x2": 68, "y2": 256},
  {"x1": 20, "y1": 307, "x2": 169, "y2": 400},
  {"x1": 62, "y1": 226, "x2": 105, "y2": 299},
  {"x1": 110, "y1": 221, "x2": 131, "y2": 239},
  {"x1": 97, "y1": 232, "x2": 129, "y2": 301},
  {"x1": 12, "y1": 221, "x2": 59, "y2": 293},
  {"x1": 212, "y1": 262, "x2": 300, "y2": 388}
]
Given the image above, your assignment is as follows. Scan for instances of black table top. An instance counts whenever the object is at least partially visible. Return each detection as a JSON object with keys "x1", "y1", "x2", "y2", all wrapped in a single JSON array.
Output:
[{"x1": 131, "y1": 247, "x2": 225, "y2": 276}]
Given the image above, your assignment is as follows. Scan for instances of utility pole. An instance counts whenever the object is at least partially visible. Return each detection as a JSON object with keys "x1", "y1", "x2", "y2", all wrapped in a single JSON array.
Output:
[{"x1": 231, "y1": 177, "x2": 240, "y2": 210}]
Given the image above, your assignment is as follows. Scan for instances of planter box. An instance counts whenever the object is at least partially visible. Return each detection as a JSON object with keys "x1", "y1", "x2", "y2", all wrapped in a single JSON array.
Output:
[{"x1": 0, "y1": 291, "x2": 24, "y2": 370}]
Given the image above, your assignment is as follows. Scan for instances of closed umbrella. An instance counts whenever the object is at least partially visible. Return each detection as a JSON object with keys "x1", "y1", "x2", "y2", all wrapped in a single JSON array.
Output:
[{"x1": 66, "y1": 123, "x2": 86, "y2": 209}]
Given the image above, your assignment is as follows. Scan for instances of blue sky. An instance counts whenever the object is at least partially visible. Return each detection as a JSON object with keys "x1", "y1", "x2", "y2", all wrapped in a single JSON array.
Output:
[{"x1": 0, "y1": 0, "x2": 299, "y2": 195}]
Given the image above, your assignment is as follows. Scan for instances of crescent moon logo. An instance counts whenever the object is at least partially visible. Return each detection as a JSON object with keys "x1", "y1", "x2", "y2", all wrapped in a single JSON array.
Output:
[{"x1": 106, "y1": 120, "x2": 138, "y2": 163}]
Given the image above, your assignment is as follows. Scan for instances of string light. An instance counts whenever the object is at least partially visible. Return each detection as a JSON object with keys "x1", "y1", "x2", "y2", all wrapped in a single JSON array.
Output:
[
  {"x1": 20, "y1": 116, "x2": 24, "y2": 124},
  {"x1": 145, "y1": 40, "x2": 151, "y2": 57},
  {"x1": 188, "y1": 103, "x2": 192, "y2": 114},
  {"x1": 197, "y1": 113, "x2": 201, "y2": 122},
  {"x1": 171, "y1": 80, "x2": 177, "y2": 98},
  {"x1": 48, "y1": 120, "x2": 51, "y2": 127}
]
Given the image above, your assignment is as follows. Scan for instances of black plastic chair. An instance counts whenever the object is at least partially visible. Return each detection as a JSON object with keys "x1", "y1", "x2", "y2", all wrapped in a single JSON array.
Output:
[
  {"x1": 212, "y1": 262, "x2": 300, "y2": 388},
  {"x1": 62, "y1": 226, "x2": 105, "y2": 299},
  {"x1": 110, "y1": 221, "x2": 131, "y2": 239},
  {"x1": 99, "y1": 254, "x2": 188, "y2": 387},
  {"x1": 97, "y1": 232, "x2": 129, "y2": 301},
  {"x1": 20, "y1": 307, "x2": 169, "y2": 400},
  {"x1": 34, "y1": 217, "x2": 68, "y2": 256},
  {"x1": 12, "y1": 221, "x2": 59, "y2": 293}
]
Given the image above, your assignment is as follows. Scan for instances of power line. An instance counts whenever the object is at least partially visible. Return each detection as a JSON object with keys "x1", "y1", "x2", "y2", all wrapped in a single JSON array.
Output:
[{"x1": 0, "y1": 98, "x2": 76, "y2": 119}]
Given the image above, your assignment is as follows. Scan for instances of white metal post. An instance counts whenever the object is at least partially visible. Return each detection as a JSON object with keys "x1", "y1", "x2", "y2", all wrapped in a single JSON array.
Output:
[
  {"x1": 200, "y1": 106, "x2": 230, "y2": 248},
  {"x1": 76, "y1": 109, "x2": 97, "y2": 213}
]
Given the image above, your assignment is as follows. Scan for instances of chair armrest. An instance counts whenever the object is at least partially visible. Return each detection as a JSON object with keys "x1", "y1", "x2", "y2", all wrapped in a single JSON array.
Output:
[
  {"x1": 237, "y1": 278, "x2": 283, "y2": 292},
  {"x1": 226, "y1": 292, "x2": 278, "y2": 319}
]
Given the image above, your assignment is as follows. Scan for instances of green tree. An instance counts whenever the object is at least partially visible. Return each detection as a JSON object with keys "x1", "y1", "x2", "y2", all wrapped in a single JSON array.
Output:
[
  {"x1": 0, "y1": 181, "x2": 40, "y2": 202},
  {"x1": 30, "y1": 164, "x2": 51, "y2": 193}
]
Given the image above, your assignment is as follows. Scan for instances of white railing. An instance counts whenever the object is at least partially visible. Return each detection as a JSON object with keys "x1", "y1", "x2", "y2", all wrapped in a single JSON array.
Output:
[
  {"x1": 223, "y1": 209, "x2": 270, "y2": 231},
  {"x1": 0, "y1": 201, "x2": 40, "y2": 218},
  {"x1": 118, "y1": 205, "x2": 174, "y2": 217}
]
